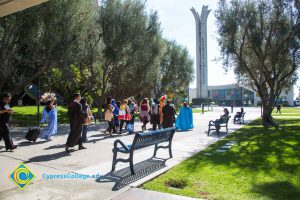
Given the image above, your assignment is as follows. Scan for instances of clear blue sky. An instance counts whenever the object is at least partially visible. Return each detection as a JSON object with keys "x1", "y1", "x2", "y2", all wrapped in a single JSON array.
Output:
[{"x1": 146, "y1": 0, "x2": 300, "y2": 98}]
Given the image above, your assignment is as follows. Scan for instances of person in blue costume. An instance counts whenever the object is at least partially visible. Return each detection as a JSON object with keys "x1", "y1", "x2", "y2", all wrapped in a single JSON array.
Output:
[
  {"x1": 40, "y1": 97, "x2": 58, "y2": 141},
  {"x1": 111, "y1": 99, "x2": 119, "y2": 132},
  {"x1": 175, "y1": 102, "x2": 193, "y2": 131}
]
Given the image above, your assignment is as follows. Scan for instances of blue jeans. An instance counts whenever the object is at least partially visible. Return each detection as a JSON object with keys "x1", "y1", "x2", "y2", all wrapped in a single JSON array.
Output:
[{"x1": 82, "y1": 125, "x2": 88, "y2": 142}]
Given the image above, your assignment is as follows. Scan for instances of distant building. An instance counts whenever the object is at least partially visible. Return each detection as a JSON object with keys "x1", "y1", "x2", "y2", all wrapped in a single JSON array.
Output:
[{"x1": 189, "y1": 84, "x2": 294, "y2": 106}]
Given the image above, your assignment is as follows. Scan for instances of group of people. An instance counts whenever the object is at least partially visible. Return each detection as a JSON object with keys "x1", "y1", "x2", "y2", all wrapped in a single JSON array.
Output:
[
  {"x1": 39, "y1": 93, "x2": 93, "y2": 147},
  {"x1": 0, "y1": 92, "x2": 194, "y2": 152},
  {"x1": 104, "y1": 96, "x2": 194, "y2": 136}
]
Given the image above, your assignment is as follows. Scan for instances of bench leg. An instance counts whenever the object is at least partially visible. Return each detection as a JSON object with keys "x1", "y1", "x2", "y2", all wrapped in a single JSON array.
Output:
[
  {"x1": 111, "y1": 150, "x2": 117, "y2": 172},
  {"x1": 168, "y1": 143, "x2": 173, "y2": 158},
  {"x1": 226, "y1": 125, "x2": 228, "y2": 132},
  {"x1": 129, "y1": 156, "x2": 135, "y2": 175},
  {"x1": 153, "y1": 144, "x2": 158, "y2": 157},
  {"x1": 207, "y1": 125, "x2": 210, "y2": 136}
]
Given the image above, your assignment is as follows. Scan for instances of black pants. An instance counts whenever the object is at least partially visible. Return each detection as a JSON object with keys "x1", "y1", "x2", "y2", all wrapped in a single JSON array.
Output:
[
  {"x1": 0, "y1": 123, "x2": 14, "y2": 149},
  {"x1": 107, "y1": 120, "x2": 114, "y2": 133},
  {"x1": 151, "y1": 114, "x2": 160, "y2": 130},
  {"x1": 119, "y1": 120, "x2": 128, "y2": 133}
]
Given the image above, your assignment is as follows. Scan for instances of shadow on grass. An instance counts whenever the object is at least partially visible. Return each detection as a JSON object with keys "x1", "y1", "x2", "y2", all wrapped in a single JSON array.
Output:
[
  {"x1": 96, "y1": 157, "x2": 168, "y2": 191},
  {"x1": 252, "y1": 181, "x2": 300, "y2": 200},
  {"x1": 183, "y1": 118, "x2": 300, "y2": 178}
]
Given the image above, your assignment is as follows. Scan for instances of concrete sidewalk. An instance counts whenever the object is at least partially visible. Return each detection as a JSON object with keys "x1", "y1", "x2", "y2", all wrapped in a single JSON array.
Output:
[{"x1": 0, "y1": 107, "x2": 261, "y2": 200}]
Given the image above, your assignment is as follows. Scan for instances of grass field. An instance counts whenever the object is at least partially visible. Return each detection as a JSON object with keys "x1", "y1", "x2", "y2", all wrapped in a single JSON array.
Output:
[
  {"x1": 143, "y1": 108, "x2": 300, "y2": 200},
  {"x1": 192, "y1": 109, "x2": 209, "y2": 113},
  {"x1": 10, "y1": 106, "x2": 99, "y2": 126}
]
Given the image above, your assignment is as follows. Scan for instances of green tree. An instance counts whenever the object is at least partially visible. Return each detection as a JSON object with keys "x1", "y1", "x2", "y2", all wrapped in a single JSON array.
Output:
[
  {"x1": 158, "y1": 40, "x2": 194, "y2": 98},
  {"x1": 215, "y1": 0, "x2": 300, "y2": 126},
  {"x1": 0, "y1": 0, "x2": 96, "y2": 96}
]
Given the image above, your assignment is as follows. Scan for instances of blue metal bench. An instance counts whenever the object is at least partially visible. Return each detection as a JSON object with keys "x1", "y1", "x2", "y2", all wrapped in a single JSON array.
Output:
[
  {"x1": 111, "y1": 127, "x2": 176, "y2": 175},
  {"x1": 235, "y1": 112, "x2": 246, "y2": 124},
  {"x1": 208, "y1": 116, "x2": 231, "y2": 135}
]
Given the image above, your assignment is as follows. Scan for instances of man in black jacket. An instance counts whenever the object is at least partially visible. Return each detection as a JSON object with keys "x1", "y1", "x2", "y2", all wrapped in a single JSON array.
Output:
[
  {"x1": 162, "y1": 100, "x2": 176, "y2": 128},
  {"x1": 0, "y1": 92, "x2": 17, "y2": 151},
  {"x1": 65, "y1": 93, "x2": 86, "y2": 152}
]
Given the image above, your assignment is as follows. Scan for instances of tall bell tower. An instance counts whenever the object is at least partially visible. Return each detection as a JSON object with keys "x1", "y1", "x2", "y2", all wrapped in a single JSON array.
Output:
[{"x1": 191, "y1": 5, "x2": 210, "y2": 98}]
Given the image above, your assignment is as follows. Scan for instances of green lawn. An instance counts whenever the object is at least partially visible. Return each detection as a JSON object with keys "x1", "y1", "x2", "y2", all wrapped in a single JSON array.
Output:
[
  {"x1": 192, "y1": 109, "x2": 209, "y2": 113},
  {"x1": 272, "y1": 107, "x2": 300, "y2": 114},
  {"x1": 10, "y1": 106, "x2": 99, "y2": 126},
  {"x1": 10, "y1": 106, "x2": 68, "y2": 126},
  {"x1": 143, "y1": 110, "x2": 300, "y2": 200}
]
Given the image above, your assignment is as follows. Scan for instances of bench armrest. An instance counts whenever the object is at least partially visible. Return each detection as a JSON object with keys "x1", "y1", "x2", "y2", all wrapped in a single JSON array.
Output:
[{"x1": 113, "y1": 139, "x2": 130, "y2": 152}]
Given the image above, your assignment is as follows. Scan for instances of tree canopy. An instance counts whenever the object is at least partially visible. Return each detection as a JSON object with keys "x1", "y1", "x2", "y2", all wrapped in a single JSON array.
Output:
[
  {"x1": 216, "y1": 0, "x2": 300, "y2": 125},
  {"x1": 0, "y1": 0, "x2": 194, "y2": 109}
]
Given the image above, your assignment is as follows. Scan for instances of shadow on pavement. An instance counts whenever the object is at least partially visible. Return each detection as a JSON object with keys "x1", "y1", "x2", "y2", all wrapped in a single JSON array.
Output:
[
  {"x1": 24, "y1": 150, "x2": 72, "y2": 163},
  {"x1": 96, "y1": 157, "x2": 168, "y2": 191},
  {"x1": 18, "y1": 140, "x2": 49, "y2": 147},
  {"x1": 206, "y1": 131, "x2": 228, "y2": 138}
]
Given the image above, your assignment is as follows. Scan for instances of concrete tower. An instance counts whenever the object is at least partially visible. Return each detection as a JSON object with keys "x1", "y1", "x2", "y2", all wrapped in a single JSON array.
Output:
[{"x1": 191, "y1": 5, "x2": 210, "y2": 98}]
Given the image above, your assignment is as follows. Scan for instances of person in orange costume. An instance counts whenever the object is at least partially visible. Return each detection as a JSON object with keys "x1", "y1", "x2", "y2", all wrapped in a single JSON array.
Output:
[{"x1": 159, "y1": 95, "x2": 166, "y2": 124}]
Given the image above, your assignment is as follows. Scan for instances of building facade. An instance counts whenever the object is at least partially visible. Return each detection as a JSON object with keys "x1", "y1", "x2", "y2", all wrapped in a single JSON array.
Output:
[{"x1": 189, "y1": 84, "x2": 294, "y2": 106}]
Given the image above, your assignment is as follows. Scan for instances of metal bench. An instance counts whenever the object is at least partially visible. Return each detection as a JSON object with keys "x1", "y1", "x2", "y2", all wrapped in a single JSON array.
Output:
[
  {"x1": 235, "y1": 112, "x2": 246, "y2": 124},
  {"x1": 208, "y1": 116, "x2": 231, "y2": 135},
  {"x1": 111, "y1": 127, "x2": 176, "y2": 175}
]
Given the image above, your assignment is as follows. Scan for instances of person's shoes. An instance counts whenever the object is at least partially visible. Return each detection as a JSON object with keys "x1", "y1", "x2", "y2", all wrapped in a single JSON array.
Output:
[
  {"x1": 78, "y1": 146, "x2": 87, "y2": 150},
  {"x1": 65, "y1": 145, "x2": 70, "y2": 153},
  {"x1": 6, "y1": 145, "x2": 17, "y2": 151}
]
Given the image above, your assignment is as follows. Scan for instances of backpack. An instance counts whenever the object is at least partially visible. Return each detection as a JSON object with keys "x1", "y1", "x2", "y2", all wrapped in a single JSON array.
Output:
[{"x1": 151, "y1": 104, "x2": 159, "y2": 115}]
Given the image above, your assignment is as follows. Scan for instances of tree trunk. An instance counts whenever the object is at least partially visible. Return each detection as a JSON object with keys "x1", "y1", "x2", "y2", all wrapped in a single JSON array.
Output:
[
  {"x1": 90, "y1": 93, "x2": 104, "y2": 121},
  {"x1": 261, "y1": 99, "x2": 277, "y2": 127}
]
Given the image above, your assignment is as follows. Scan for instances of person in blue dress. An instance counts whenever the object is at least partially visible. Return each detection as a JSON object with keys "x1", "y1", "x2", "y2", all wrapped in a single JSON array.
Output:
[
  {"x1": 40, "y1": 93, "x2": 58, "y2": 141},
  {"x1": 175, "y1": 102, "x2": 193, "y2": 131}
]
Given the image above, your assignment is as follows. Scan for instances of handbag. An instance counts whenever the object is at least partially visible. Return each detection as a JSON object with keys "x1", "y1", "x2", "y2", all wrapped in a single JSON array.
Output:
[
  {"x1": 127, "y1": 123, "x2": 134, "y2": 133},
  {"x1": 25, "y1": 124, "x2": 42, "y2": 143}
]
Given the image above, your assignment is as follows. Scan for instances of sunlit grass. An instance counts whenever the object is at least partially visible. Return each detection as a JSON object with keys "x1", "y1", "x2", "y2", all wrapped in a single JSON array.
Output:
[{"x1": 143, "y1": 109, "x2": 300, "y2": 200}]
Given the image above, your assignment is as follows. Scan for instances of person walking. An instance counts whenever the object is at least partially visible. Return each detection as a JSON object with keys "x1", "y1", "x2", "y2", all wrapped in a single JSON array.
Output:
[
  {"x1": 111, "y1": 99, "x2": 119, "y2": 133},
  {"x1": 175, "y1": 102, "x2": 193, "y2": 131},
  {"x1": 140, "y1": 98, "x2": 150, "y2": 130},
  {"x1": 0, "y1": 92, "x2": 17, "y2": 151},
  {"x1": 150, "y1": 99, "x2": 161, "y2": 130},
  {"x1": 40, "y1": 93, "x2": 58, "y2": 141},
  {"x1": 127, "y1": 98, "x2": 136, "y2": 133},
  {"x1": 118, "y1": 99, "x2": 131, "y2": 134},
  {"x1": 104, "y1": 99, "x2": 114, "y2": 136},
  {"x1": 80, "y1": 97, "x2": 92, "y2": 142},
  {"x1": 276, "y1": 104, "x2": 282, "y2": 114},
  {"x1": 162, "y1": 99, "x2": 176, "y2": 128},
  {"x1": 65, "y1": 93, "x2": 86, "y2": 152}
]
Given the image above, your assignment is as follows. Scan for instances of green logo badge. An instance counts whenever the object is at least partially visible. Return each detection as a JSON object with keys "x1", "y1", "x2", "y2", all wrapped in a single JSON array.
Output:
[{"x1": 9, "y1": 163, "x2": 36, "y2": 190}]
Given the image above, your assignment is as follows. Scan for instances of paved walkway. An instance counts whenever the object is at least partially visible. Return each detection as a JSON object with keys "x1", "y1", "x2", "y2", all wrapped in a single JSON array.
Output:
[{"x1": 0, "y1": 107, "x2": 261, "y2": 200}]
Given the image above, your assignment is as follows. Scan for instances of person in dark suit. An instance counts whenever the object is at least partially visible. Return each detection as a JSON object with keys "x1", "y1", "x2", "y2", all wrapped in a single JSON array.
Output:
[
  {"x1": 162, "y1": 100, "x2": 176, "y2": 128},
  {"x1": 0, "y1": 92, "x2": 17, "y2": 151},
  {"x1": 65, "y1": 93, "x2": 86, "y2": 152}
]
